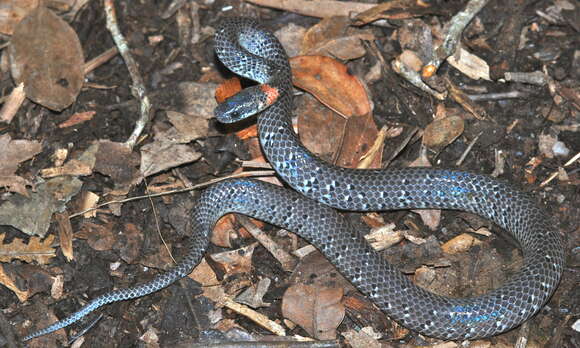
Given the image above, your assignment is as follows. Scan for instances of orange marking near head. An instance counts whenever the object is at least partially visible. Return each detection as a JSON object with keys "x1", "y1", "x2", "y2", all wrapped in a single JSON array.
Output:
[{"x1": 260, "y1": 84, "x2": 280, "y2": 106}]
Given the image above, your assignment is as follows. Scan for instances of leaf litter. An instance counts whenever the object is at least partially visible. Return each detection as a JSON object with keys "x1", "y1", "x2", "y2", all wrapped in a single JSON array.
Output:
[{"x1": 0, "y1": 1, "x2": 577, "y2": 346}]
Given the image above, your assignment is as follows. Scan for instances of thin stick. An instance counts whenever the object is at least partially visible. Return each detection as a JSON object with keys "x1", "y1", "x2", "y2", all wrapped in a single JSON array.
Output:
[
  {"x1": 68, "y1": 170, "x2": 276, "y2": 219},
  {"x1": 103, "y1": 0, "x2": 151, "y2": 149}
]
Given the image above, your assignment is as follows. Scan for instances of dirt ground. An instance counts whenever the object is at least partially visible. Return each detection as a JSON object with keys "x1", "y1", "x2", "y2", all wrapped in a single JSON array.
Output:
[{"x1": 0, "y1": 0, "x2": 578, "y2": 347}]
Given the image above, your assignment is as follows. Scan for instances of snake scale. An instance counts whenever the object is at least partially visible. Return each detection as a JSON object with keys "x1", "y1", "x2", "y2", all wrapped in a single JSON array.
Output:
[{"x1": 23, "y1": 17, "x2": 564, "y2": 342}]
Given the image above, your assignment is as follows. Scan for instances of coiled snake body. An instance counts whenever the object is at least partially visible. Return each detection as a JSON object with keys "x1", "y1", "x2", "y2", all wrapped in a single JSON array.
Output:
[{"x1": 24, "y1": 18, "x2": 564, "y2": 341}]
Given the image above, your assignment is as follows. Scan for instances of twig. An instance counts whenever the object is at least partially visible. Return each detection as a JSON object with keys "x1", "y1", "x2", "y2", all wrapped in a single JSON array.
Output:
[
  {"x1": 221, "y1": 297, "x2": 286, "y2": 336},
  {"x1": 237, "y1": 216, "x2": 297, "y2": 272},
  {"x1": 504, "y1": 71, "x2": 547, "y2": 86},
  {"x1": 423, "y1": 0, "x2": 490, "y2": 76},
  {"x1": 467, "y1": 91, "x2": 530, "y2": 101},
  {"x1": 84, "y1": 47, "x2": 119, "y2": 75},
  {"x1": 392, "y1": 60, "x2": 447, "y2": 100},
  {"x1": 144, "y1": 178, "x2": 177, "y2": 264},
  {"x1": 68, "y1": 170, "x2": 275, "y2": 219},
  {"x1": 104, "y1": 0, "x2": 152, "y2": 149},
  {"x1": 455, "y1": 131, "x2": 482, "y2": 166},
  {"x1": 539, "y1": 152, "x2": 580, "y2": 187}
]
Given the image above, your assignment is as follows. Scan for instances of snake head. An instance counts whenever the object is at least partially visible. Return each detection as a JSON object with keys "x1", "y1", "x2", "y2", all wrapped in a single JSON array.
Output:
[{"x1": 215, "y1": 84, "x2": 279, "y2": 123}]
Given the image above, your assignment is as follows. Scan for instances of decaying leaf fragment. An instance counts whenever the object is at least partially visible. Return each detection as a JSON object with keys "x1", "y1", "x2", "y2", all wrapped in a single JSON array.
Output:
[
  {"x1": 9, "y1": 6, "x2": 84, "y2": 111},
  {"x1": 0, "y1": 233, "x2": 56, "y2": 264}
]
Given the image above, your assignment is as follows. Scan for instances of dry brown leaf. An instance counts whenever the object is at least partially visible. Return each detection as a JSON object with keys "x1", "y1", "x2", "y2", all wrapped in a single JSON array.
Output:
[
  {"x1": 423, "y1": 115, "x2": 465, "y2": 150},
  {"x1": 281, "y1": 283, "x2": 345, "y2": 340},
  {"x1": 77, "y1": 221, "x2": 116, "y2": 252},
  {"x1": 139, "y1": 241, "x2": 173, "y2": 271},
  {"x1": 0, "y1": 134, "x2": 42, "y2": 176},
  {"x1": 116, "y1": 223, "x2": 144, "y2": 265},
  {"x1": 0, "y1": 0, "x2": 39, "y2": 35},
  {"x1": 94, "y1": 140, "x2": 139, "y2": 185},
  {"x1": 140, "y1": 140, "x2": 201, "y2": 177},
  {"x1": 0, "y1": 175, "x2": 32, "y2": 196},
  {"x1": 177, "y1": 82, "x2": 219, "y2": 119},
  {"x1": 166, "y1": 110, "x2": 209, "y2": 143},
  {"x1": 301, "y1": 16, "x2": 373, "y2": 60},
  {"x1": 336, "y1": 114, "x2": 381, "y2": 169},
  {"x1": 297, "y1": 95, "x2": 344, "y2": 163},
  {"x1": 209, "y1": 243, "x2": 257, "y2": 276},
  {"x1": 0, "y1": 233, "x2": 56, "y2": 264},
  {"x1": 188, "y1": 258, "x2": 224, "y2": 303},
  {"x1": 0, "y1": 264, "x2": 29, "y2": 301},
  {"x1": 297, "y1": 96, "x2": 380, "y2": 169},
  {"x1": 54, "y1": 212, "x2": 73, "y2": 262},
  {"x1": 290, "y1": 55, "x2": 371, "y2": 118},
  {"x1": 9, "y1": 6, "x2": 84, "y2": 111}
]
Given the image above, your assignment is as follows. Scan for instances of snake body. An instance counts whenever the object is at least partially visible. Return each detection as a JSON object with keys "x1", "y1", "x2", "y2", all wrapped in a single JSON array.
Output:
[{"x1": 23, "y1": 18, "x2": 564, "y2": 341}]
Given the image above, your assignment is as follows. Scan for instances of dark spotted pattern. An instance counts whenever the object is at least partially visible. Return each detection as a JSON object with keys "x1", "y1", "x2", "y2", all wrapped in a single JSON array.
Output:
[{"x1": 23, "y1": 18, "x2": 564, "y2": 342}]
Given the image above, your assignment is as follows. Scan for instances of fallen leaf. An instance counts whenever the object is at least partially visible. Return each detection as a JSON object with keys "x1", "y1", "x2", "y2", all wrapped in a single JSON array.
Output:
[
  {"x1": 187, "y1": 258, "x2": 224, "y2": 302},
  {"x1": 139, "y1": 241, "x2": 173, "y2": 271},
  {"x1": 77, "y1": 221, "x2": 116, "y2": 252},
  {"x1": 140, "y1": 140, "x2": 201, "y2": 177},
  {"x1": 281, "y1": 283, "x2": 345, "y2": 340},
  {"x1": 0, "y1": 176, "x2": 83, "y2": 237},
  {"x1": 0, "y1": 264, "x2": 29, "y2": 301},
  {"x1": 422, "y1": 115, "x2": 464, "y2": 150},
  {"x1": 94, "y1": 140, "x2": 139, "y2": 185},
  {"x1": 0, "y1": 0, "x2": 39, "y2": 35},
  {"x1": 0, "y1": 134, "x2": 42, "y2": 176},
  {"x1": 336, "y1": 114, "x2": 381, "y2": 169},
  {"x1": 0, "y1": 175, "x2": 32, "y2": 196},
  {"x1": 166, "y1": 110, "x2": 209, "y2": 143},
  {"x1": 290, "y1": 55, "x2": 371, "y2": 118},
  {"x1": 0, "y1": 233, "x2": 56, "y2": 264},
  {"x1": 40, "y1": 142, "x2": 98, "y2": 178},
  {"x1": 297, "y1": 95, "x2": 344, "y2": 163},
  {"x1": 301, "y1": 16, "x2": 373, "y2": 60},
  {"x1": 209, "y1": 243, "x2": 257, "y2": 276},
  {"x1": 115, "y1": 223, "x2": 144, "y2": 264},
  {"x1": 0, "y1": 263, "x2": 53, "y2": 302},
  {"x1": 54, "y1": 212, "x2": 73, "y2": 262},
  {"x1": 342, "y1": 327, "x2": 382, "y2": 348},
  {"x1": 9, "y1": 6, "x2": 84, "y2": 111},
  {"x1": 177, "y1": 82, "x2": 219, "y2": 119}
]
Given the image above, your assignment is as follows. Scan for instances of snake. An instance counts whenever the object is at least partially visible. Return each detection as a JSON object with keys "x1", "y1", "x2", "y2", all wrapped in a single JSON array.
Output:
[{"x1": 23, "y1": 17, "x2": 564, "y2": 342}]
